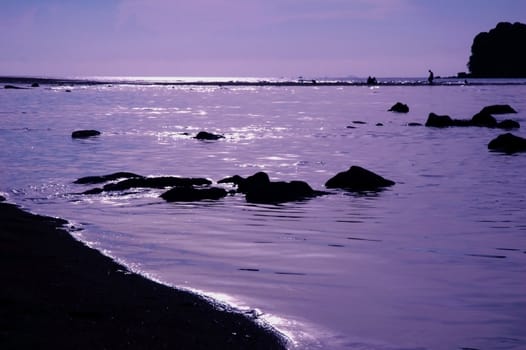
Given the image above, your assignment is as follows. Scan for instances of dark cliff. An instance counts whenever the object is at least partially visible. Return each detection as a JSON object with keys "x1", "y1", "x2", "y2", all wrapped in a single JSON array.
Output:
[{"x1": 467, "y1": 22, "x2": 526, "y2": 78}]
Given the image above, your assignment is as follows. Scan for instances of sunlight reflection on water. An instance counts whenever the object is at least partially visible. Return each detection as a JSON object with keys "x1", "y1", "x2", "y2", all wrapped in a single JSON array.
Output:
[{"x1": 1, "y1": 83, "x2": 526, "y2": 350}]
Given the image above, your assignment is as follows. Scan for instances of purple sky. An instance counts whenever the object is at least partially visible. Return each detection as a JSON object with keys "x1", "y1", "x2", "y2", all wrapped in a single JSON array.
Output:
[{"x1": 1, "y1": 0, "x2": 525, "y2": 78}]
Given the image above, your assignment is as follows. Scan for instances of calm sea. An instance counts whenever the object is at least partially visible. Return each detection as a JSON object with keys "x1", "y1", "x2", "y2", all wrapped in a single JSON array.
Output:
[{"x1": 1, "y1": 78, "x2": 526, "y2": 350}]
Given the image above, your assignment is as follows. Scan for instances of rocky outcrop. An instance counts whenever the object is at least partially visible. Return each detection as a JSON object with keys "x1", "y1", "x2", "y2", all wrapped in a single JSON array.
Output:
[
  {"x1": 325, "y1": 166, "x2": 395, "y2": 191},
  {"x1": 71, "y1": 130, "x2": 101, "y2": 138},
  {"x1": 102, "y1": 177, "x2": 211, "y2": 192},
  {"x1": 160, "y1": 187, "x2": 228, "y2": 202},
  {"x1": 497, "y1": 120, "x2": 520, "y2": 130},
  {"x1": 425, "y1": 113, "x2": 456, "y2": 127},
  {"x1": 480, "y1": 104, "x2": 517, "y2": 114},
  {"x1": 79, "y1": 176, "x2": 212, "y2": 194},
  {"x1": 4, "y1": 85, "x2": 28, "y2": 89},
  {"x1": 194, "y1": 131, "x2": 224, "y2": 140},
  {"x1": 471, "y1": 111, "x2": 498, "y2": 127},
  {"x1": 388, "y1": 102, "x2": 409, "y2": 113},
  {"x1": 468, "y1": 22, "x2": 526, "y2": 78},
  {"x1": 219, "y1": 172, "x2": 327, "y2": 203},
  {"x1": 425, "y1": 108, "x2": 520, "y2": 129},
  {"x1": 488, "y1": 133, "x2": 526, "y2": 154},
  {"x1": 74, "y1": 172, "x2": 144, "y2": 184}
]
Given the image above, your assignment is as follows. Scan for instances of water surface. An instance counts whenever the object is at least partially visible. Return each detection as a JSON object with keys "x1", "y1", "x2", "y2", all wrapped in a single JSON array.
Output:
[{"x1": 1, "y1": 81, "x2": 525, "y2": 349}]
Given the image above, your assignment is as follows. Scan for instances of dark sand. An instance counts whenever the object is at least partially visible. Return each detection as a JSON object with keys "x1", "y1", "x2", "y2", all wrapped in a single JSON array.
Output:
[{"x1": 0, "y1": 199, "x2": 286, "y2": 349}]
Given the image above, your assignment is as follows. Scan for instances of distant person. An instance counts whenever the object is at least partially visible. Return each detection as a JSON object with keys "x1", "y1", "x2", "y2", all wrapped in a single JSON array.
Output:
[
  {"x1": 428, "y1": 70, "x2": 434, "y2": 85},
  {"x1": 366, "y1": 76, "x2": 377, "y2": 85}
]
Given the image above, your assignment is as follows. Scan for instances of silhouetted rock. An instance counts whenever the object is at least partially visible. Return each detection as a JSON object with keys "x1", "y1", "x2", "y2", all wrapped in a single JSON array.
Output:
[
  {"x1": 194, "y1": 131, "x2": 224, "y2": 140},
  {"x1": 468, "y1": 22, "x2": 526, "y2": 78},
  {"x1": 218, "y1": 175, "x2": 246, "y2": 187},
  {"x1": 471, "y1": 111, "x2": 497, "y2": 127},
  {"x1": 160, "y1": 187, "x2": 228, "y2": 202},
  {"x1": 246, "y1": 180, "x2": 325, "y2": 204},
  {"x1": 480, "y1": 104, "x2": 517, "y2": 114},
  {"x1": 31, "y1": 83, "x2": 40, "y2": 88},
  {"x1": 424, "y1": 111, "x2": 519, "y2": 129},
  {"x1": 352, "y1": 121, "x2": 367, "y2": 124},
  {"x1": 72, "y1": 130, "x2": 101, "y2": 139},
  {"x1": 82, "y1": 188, "x2": 104, "y2": 195},
  {"x1": 4, "y1": 85, "x2": 28, "y2": 90},
  {"x1": 102, "y1": 177, "x2": 212, "y2": 192},
  {"x1": 219, "y1": 172, "x2": 327, "y2": 203},
  {"x1": 497, "y1": 119, "x2": 520, "y2": 130},
  {"x1": 325, "y1": 166, "x2": 395, "y2": 191},
  {"x1": 425, "y1": 113, "x2": 454, "y2": 127},
  {"x1": 488, "y1": 133, "x2": 526, "y2": 153},
  {"x1": 376, "y1": 123, "x2": 384, "y2": 126},
  {"x1": 0, "y1": 195, "x2": 5, "y2": 202},
  {"x1": 74, "y1": 172, "x2": 144, "y2": 184},
  {"x1": 237, "y1": 172, "x2": 271, "y2": 194},
  {"x1": 408, "y1": 122, "x2": 422, "y2": 126},
  {"x1": 388, "y1": 102, "x2": 409, "y2": 113}
]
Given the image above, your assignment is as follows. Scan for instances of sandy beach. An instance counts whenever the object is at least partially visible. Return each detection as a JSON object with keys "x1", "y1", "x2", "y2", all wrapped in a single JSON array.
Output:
[{"x1": 0, "y1": 198, "x2": 286, "y2": 349}]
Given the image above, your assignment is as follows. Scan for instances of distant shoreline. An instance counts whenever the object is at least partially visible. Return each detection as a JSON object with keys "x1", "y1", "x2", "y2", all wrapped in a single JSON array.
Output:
[{"x1": 2, "y1": 75, "x2": 526, "y2": 87}]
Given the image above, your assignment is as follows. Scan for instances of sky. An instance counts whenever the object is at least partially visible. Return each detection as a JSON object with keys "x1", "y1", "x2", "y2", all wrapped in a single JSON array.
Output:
[{"x1": 1, "y1": 0, "x2": 525, "y2": 78}]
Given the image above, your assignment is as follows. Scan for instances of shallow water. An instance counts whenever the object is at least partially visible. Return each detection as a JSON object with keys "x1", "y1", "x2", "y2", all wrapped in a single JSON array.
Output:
[{"x1": 1, "y1": 81, "x2": 526, "y2": 349}]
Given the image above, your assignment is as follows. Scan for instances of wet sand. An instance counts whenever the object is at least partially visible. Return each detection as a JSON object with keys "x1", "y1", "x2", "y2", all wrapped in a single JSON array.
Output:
[{"x1": 0, "y1": 199, "x2": 286, "y2": 349}]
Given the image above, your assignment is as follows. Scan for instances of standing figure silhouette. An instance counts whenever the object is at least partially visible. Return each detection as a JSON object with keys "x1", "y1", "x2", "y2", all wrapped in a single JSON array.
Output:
[{"x1": 428, "y1": 70, "x2": 434, "y2": 84}]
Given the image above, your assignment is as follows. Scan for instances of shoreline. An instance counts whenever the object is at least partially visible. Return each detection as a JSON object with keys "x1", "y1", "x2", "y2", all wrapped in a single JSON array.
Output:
[
  {"x1": 3, "y1": 75, "x2": 526, "y2": 87},
  {"x1": 0, "y1": 198, "x2": 287, "y2": 349}
]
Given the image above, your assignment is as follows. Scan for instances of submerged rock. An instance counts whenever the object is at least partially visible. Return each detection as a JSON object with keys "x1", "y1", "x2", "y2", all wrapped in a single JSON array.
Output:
[
  {"x1": 425, "y1": 111, "x2": 520, "y2": 129},
  {"x1": 74, "y1": 172, "x2": 144, "y2": 184},
  {"x1": 471, "y1": 111, "x2": 498, "y2": 127},
  {"x1": 219, "y1": 172, "x2": 327, "y2": 203},
  {"x1": 425, "y1": 113, "x2": 454, "y2": 127},
  {"x1": 194, "y1": 131, "x2": 224, "y2": 140},
  {"x1": 102, "y1": 177, "x2": 212, "y2": 192},
  {"x1": 497, "y1": 119, "x2": 520, "y2": 129},
  {"x1": 160, "y1": 186, "x2": 228, "y2": 202},
  {"x1": 325, "y1": 165, "x2": 395, "y2": 191},
  {"x1": 388, "y1": 102, "x2": 409, "y2": 113},
  {"x1": 480, "y1": 104, "x2": 517, "y2": 114},
  {"x1": 488, "y1": 133, "x2": 526, "y2": 153},
  {"x1": 4, "y1": 85, "x2": 28, "y2": 90},
  {"x1": 246, "y1": 180, "x2": 327, "y2": 204},
  {"x1": 71, "y1": 130, "x2": 101, "y2": 138}
]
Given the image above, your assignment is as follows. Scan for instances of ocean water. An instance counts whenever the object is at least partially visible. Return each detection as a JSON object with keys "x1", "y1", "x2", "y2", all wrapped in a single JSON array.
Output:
[{"x1": 1, "y1": 79, "x2": 526, "y2": 350}]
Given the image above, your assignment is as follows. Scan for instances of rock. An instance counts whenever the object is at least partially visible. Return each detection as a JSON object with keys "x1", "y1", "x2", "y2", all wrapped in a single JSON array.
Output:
[
  {"x1": 74, "y1": 172, "x2": 144, "y2": 184},
  {"x1": 488, "y1": 133, "x2": 526, "y2": 153},
  {"x1": 4, "y1": 85, "x2": 28, "y2": 89},
  {"x1": 425, "y1": 113, "x2": 454, "y2": 127},
  {"x1": 217, "y1": 175, "x2": 245, "y2": 186},
  {"x1": 468, "y1": 22, "x2": 526, "y2": 78},
  {"x1": 102, "y1": 177, "x2": 212, "y2": 192},
  {"x1": 31, "y1": 83, "x2": 40, "y2": 88},
  {"x1": 352, "y1": 121, "x2": 367, "y2": 124},
  {"x1": 81, "y1": 188, "x2": 104, "y2": 195},
  {"x1": 408, "y1": 122, "x2": 422, "y2": 126},
  {"x1": 325, "y1": 165, "x2": 395, "y2": 191},
  {"x1": 388, "y1": 102, "x2": 409, "y2": 113},
  {"x1": 471, "y1": 111, "x2": 498, "y2": 127},
  {"x1": 72, "y1": 130, "x2": 101, "y2": 138},
  {"x1": 160, "y1": 187, "x2": 227, "y2": 202},
  {"x1": 376, "y1": 123, "x2": 384, "y2": 126},
  {"x1": 480, "y1": 104, "x2": 517, "y2": 114},
  {"x1": 220, "y1": 172, "x2": 327, "y2": 203},
  {"x1": 497, "y1": 119, "x2": 520, "y2": 129},
  {"x1": 194, "y1": 131, "x2": 224, "y2": 140},
  {"x1": 0, "y1": 195, "x2": 5, "y2": 202},
  {"x1": 245, "y1": 180, "x2": 327, "y2": 204}
]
